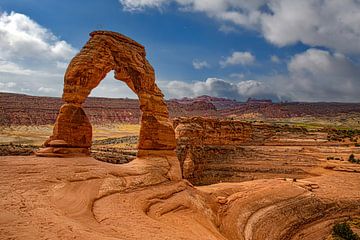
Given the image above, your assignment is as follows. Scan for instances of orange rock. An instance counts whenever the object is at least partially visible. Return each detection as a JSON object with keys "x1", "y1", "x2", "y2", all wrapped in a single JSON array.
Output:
[
  {"x1": 46, "y1": 104, "x2": 92, "y2": 149},
  {"x1": 36, "y1": 31, "x2": 176, "y2": 157}
]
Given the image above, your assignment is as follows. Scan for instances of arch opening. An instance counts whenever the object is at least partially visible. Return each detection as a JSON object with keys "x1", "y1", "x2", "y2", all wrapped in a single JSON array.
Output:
[
  {"x1": 87, "y1": 71, "x2": 140, "y2": 164},
  {"x1": 36, "y1": 31, "x2": 176, "y2": 158}
]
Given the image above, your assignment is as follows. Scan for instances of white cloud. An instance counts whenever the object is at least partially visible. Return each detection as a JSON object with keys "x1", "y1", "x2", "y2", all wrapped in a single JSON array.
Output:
[
  {"x1": 0, "y1": 11, "x2": 78, "y2": 96},
  {"x1": 218, "y1": 24, "x2": 238, "y2": 34},
  {"x1": 119, "y1": 0, "x2": 168, "y2": 11},
  {"x1": 0, "y1": 12, "x2": 76, "y2": 68},
  {"x1": 0, "y1": 81, "x2": 19, "y2": 93},
  {"x1": 0, "y1": 60, "x2": 36, "y2": 75},
  {"x1": 89, "y1": 71, "x2": 137, "y2": 99},
  {"x1": 38, "y1": 86, "x2": 56, "y2": 93},
  {"x1": 160, "y1": 77, "x2": 278, "y2": 101},
  {"x1": 220, "y1": 51, "x2": 255, "y2": 67},
  {"x1": 0, "y1": 81, "x2": 16, "y2": 89},
  {"x1": 283, "y1": 48, "x2": 360, "y2": 102},
  {"x1": 119, "y1": 0, "x2": 360, "y2": 54},
  {"x1": 270, "y1": 55, "x2": 280, "y2": 63},
  {"x1": 192, "y1": 59, "x2": 210, "y2": 69},
  {"x1": 160, "y1": 48, "x2": 360, "y2": 102},
  {"x1": 261, "y1": 0, "x2": 360, "y2": 54},
  {"x1": 0, "y1": 11, "x2": 157, "y2": 99},
  {"x1": 230, "y1": 73, "x2": 245, "y2": 79}
]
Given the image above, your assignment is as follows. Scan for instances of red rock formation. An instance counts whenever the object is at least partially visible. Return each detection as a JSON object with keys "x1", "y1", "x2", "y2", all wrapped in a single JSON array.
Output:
[
  {"x1": 2, "y1": 92, "x2": 360, "y2": 126},
  {"x1": 174, "y1": 117, "x2": 355, "y2": 185},
  {"x1": 36, "y1": 31, "x2": 176, "y2": 158}
]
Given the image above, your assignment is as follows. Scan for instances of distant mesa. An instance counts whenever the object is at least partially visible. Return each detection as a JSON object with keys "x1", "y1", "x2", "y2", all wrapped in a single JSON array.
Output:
[
  {"x1": 35, "y1": 31, "x2": 177, "y2": 159},
  {"x1": 2, "y1": 92, "x2": 360, "y2": 126}
]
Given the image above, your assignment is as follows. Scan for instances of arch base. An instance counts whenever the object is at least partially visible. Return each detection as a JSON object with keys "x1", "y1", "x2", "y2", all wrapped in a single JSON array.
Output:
[{"x1": 36, "y1": 103, "x2": 92, "y2": 157}]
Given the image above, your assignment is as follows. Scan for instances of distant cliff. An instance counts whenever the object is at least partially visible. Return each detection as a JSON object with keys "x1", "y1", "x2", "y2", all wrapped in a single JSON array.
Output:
[
  {"x1": 1, "y1": 92, "x2": 360, "y2": 125},
  {"x1": 174, "y1": 117, "x2": 359, "y2": 185}
]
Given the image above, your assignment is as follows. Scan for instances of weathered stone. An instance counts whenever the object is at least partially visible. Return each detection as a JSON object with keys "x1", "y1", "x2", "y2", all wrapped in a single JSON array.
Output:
[
  {"x1": 45, "y1": 104, "x2": 92, "y2": 149},
  {"x1": 36, "y1": 30, "x2": 176, "y2": 157},
  {"x1": 48, "y1": 140, "x2": 68, "y2": 147}
]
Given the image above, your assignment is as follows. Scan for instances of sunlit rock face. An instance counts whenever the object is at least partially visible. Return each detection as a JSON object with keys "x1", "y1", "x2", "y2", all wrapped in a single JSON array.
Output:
[{"x1": 36, "y1": 31, "x2": 176, "y2": 157}]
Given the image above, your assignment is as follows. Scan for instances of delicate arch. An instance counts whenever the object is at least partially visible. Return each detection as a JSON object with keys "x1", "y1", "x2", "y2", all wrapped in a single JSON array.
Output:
[{"x1": 36, "y1": 31, "x2": 176, "y2": 157}]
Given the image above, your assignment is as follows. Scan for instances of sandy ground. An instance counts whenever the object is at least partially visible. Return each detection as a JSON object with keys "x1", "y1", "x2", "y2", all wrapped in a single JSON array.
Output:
[
  {"x1": 0, "y1": 155, "x2": 359, "y2": 240},
  {"x1": 0, "y1": 124, "x2": 140, "y2": 145}
]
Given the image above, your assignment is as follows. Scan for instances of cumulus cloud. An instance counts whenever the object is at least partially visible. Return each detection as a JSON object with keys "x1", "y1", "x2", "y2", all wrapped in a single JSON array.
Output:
[
  {"x1": 0, "y1": 11, "x2": 78, "y2": 96},
  {"x1": 118, "y1": 0, "x2": 360, "y2": 102},
  {"x1": 0, "y1": 11, "x2": 136, "y2": 98},
  {"x1": 220, "y1": 51, "x2": 255, "y2": 67},
  {"x1": 284, "y1": 48, "x2": 360, "y2": 102},
  {"x1": 261, "y1": 0, "x2": 360, "y2": 53},
  {"x1": 119, "y1": 0, "x2": 360, "y2": 54},
  {"x1": 0, "y1": 12, "x2": 76, "y2": 69},
  {"x1": 119, "y1": 0, "x2": 168, "y2": 11},
  {"x1": 218, "y1": 24, "x2": 238, "y2": 34},
  {"x1": 160, "y1": 77, "x2": 278, "y2": 101},
  {"x1": 160, "y1": 48, "x2": 360, "y2": 102},
  {"x1": 0, "y1": 81, "x2": 16, "y2": 89},
  {"x1": 37, "y1": 86, "x2": 57, "y2": 94},
  {"x1": 192, "y1": 59, "x2": 210, "y2": 69},
  {"x1": 230, "y1": 73, "x2": 245, "y2": 79},
  {"x1": 90, "y1": 71, "x2": 137, "y2": 98}
]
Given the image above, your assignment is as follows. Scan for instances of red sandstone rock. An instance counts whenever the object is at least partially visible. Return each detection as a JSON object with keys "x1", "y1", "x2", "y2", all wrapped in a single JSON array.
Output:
[
  {"x1": 36, "y1": 31, "x2": 176, "y2": 157},
  {"x1": 174, "y1": 117, "x2": 355, "y2": 184},
  {"x1": 46, "y1": 104, "x2": 92, "y2": 148}
]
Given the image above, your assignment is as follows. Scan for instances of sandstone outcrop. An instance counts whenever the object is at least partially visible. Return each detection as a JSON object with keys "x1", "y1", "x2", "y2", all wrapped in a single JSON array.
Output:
[
  {"x1": 36, "y1": 31, "x2": 176, "y2": 157},
  {"x1": 2, "y1": 30, "x2": 360, "y2": 240},
  {"x1": 174, "y1": 117, "x2": 360, "y2": 185},
  {"x1": 1, "y1": 155, "x2": 360, "y2": 239}
]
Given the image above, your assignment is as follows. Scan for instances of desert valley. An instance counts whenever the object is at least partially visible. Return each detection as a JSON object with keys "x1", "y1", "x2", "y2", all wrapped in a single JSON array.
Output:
[
  {"x1": 1, "y1": 2, "x2": 360, "y2": 239},
  {"x1": 1, "y1": 69, "x2": 360, "y2": 239}
]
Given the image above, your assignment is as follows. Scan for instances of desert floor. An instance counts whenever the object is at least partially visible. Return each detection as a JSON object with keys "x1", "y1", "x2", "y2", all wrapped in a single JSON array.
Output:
[{"x1": 0, "y1": 155, "x2": 359, "y2": 240}]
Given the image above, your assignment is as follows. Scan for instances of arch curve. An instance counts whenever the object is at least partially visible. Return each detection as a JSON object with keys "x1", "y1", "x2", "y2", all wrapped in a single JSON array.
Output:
[{"x1": 36, "y1": 31, "x2": 176, "y2": 157}]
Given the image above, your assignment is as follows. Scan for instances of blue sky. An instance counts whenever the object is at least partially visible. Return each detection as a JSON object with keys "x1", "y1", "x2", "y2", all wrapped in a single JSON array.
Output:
[{"x1": 0, "y1": 0, "x2": 359, "y2": 102}]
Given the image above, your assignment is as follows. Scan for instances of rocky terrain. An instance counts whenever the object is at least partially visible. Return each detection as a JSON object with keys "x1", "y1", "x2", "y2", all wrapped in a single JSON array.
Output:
[
  {"x1": 1, "y1": 30, "x2": 360, "y2": 240},
  {"x1": 1, "y1": 155, "x2": 359, "y2": 240},
  {"x1": 2, "y1": 92, "x2": 360, "y2": 126},
  {"x1": 174, "y1": 117, "x2": 360, "y2": 185},
  {"x1": 0, "y1": 92, "x2": 218, "y2": 125}
]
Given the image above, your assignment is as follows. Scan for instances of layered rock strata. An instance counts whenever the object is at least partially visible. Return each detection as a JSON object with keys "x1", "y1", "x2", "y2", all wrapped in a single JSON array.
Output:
[{"x1": 174, "y1": 117, "x2": 360, "y2": 184}]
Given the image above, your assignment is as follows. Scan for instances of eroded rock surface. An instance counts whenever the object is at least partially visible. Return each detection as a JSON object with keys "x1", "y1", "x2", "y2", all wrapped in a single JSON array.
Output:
[
  {"x1": 0, "y1": 155, "x2": 359, "y2": 240},
  {"x1": 36, "y1": 31, "x2": 176, "y2": 158},
  {"x1": 174, "y1": 117, "x2": 360, "y2": 184},
  {"x1": 3, "y1": 31, "x2": 359, "y2": 240}
]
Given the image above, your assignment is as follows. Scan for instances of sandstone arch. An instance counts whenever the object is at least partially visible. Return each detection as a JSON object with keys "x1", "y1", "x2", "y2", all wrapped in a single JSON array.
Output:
[{"x1": 36, "y1": 31, "x2": 177, "y2": 162}]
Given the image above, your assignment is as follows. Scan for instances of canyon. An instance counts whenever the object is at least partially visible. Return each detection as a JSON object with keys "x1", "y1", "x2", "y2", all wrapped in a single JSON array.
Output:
[
  {"x1": 1, "y1": 30, "x2": 360, "y2": 240},
  {"x1": 174, "y1": 117, "x2": 360, "y2": 185}
]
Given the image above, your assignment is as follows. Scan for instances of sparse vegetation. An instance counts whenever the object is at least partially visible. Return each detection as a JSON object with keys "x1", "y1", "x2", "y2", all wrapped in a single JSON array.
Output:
[
  {"x1": 327, "y1": 129, "x2": 360, "y2": 142},
  {"x1": 0, "y1": 143, "x2": 38, "y2": 156},
  {"x1": 348, "y1": 154, "x2": 360, "y2": 164},
  {"x1": 327, "y1": 156, "x2": 343, "y2": 161},
  {"x1": 332, "y1": 222, "x2": 360, "y2": 240}
]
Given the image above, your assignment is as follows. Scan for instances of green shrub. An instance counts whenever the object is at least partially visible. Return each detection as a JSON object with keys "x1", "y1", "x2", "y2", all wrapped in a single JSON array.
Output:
[
  {"x1": 349, "y1": 154, "x2": 360, "y2": 164},
  {"x1": 332, "y1": 222, "x2": 360, "y2": 240}
]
